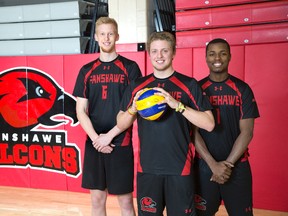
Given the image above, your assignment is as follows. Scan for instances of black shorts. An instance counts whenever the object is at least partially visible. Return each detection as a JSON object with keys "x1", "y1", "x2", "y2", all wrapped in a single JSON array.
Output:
[
  {"x1": 81, "y1": 139, "x2": 134, "y2": 195},
  {"x1": 137, "y1": 172, "x2": 197, "y2": 216},
  {"x1": 194, "y1": 159, "x2": 253, "y2": 216}
]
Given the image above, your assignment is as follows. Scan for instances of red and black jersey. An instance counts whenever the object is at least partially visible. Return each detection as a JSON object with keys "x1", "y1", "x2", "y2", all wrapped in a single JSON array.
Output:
[
  {"x1": 120, "y1": 72, "x2": 212, "y2": 176},
  {"x1": 73, "y1": 55, "x2": 142, "y2": 146},
  {"x1": 198, "y1": 74, "x2": 260, "y2": 161}
]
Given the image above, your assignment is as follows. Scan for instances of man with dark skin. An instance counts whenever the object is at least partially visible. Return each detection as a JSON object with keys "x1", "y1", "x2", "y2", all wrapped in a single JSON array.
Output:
[{"x1": 193, "y1": 38, "x2": 260, "y2": 216}]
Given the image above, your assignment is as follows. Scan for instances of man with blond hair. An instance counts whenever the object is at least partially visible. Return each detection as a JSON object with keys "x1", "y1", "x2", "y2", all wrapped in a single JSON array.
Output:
[{"x1": 73, "y1": 17, "x2": 142, "y2": 216}]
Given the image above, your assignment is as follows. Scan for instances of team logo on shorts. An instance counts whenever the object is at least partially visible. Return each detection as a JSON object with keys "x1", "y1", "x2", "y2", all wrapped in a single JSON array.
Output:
[
  {"x1": 194, "y1": 194, "x2": 207, "y2": 210},
  {"x1": 140, "y1": 197, "x2": 157, "y2": 213}
]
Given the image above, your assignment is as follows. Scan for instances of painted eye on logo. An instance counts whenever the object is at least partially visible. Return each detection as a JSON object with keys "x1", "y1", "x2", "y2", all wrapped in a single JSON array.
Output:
[
  {"x1": 36, "y1": 86, "x2": 44, "y2": 96},
  {"x1": 36, "y1": 85, "x2": 50, "y2": 98},
  {"x1": 17, "y1": 78, "x2": 51, "y2": 103}
]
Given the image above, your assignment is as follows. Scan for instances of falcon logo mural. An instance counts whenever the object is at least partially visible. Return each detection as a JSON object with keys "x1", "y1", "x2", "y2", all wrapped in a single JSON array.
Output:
[
  {"x1": 0, "y1": 67, "x2": 81, "y2": 177},
  {"x1": 0, "y1": 67, "x2": 78, "y2": 130}
]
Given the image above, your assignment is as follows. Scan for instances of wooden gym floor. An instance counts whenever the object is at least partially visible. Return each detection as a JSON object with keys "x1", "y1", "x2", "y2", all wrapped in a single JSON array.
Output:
[{"x1": 0, "y1": 186, "x2": 287, "y2": 216}]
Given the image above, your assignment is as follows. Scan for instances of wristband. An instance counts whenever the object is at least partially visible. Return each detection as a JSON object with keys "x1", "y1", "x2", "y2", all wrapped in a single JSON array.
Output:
[
  {"x1": 127, "y1": 106, "x2": 137, "y2": 115},
  {"x1": 175, "y1": 102, "x2": 186, "y2": 113}
]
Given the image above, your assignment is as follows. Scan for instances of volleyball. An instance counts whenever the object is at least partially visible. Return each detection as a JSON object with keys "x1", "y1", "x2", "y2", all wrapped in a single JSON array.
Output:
[{"x1": 136, "y1": 88, "x2": 167, "y2": 121}]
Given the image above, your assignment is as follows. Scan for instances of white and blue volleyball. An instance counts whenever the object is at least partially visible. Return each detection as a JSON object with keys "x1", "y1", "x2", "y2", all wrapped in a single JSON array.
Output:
[{"x1": 136, "y1": 88, "x2": 167, "y2": 121}]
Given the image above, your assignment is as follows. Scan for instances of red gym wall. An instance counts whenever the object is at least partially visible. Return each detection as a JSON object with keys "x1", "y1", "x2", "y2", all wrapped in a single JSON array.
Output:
[{"x1": 0, "y1": 0, "x2": 288, "y2": 213}]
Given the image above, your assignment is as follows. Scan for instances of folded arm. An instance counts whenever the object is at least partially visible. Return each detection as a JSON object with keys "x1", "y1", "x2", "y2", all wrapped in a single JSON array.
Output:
[
  {"x1": 192, "y1": 126, "x2": 233, "y2": 184},
  {"x1": 76, "y1": 97, "x2": 113, "y2": 153}
]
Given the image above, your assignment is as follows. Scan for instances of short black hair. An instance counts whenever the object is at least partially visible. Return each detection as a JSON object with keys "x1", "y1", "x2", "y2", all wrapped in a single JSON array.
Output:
[{"x1": 206, "y1": 38, "x2": 231, "y2": 56}]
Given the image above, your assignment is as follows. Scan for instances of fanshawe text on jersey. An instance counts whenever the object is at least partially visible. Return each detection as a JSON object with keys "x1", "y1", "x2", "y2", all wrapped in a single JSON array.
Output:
[
  {"x1": 90, "y1": 74, "x2": 125, "y2": 84},
  {"x1": 209, "y1": 95, "x2": 240, "y2": 106}
]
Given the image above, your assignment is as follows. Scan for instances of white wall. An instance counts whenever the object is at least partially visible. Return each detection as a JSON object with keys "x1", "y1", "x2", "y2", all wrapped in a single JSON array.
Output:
[{"x1": 109, "y1": 0, "x2": 154, "y2": 44}]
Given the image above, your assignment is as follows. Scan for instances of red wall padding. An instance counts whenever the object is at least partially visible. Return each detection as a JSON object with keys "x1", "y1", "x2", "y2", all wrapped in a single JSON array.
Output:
[
  {"x1": 176, "y1": 22, "x2": 288, "y2": 48},
  {"x1": 176, "y1": 1, "x2": 288, "y2": 31},
  {"x1": 0, "y1": 45, "x2": 287, "y2": 211},
  {"x1": 175, "y1": 0, "x2": 267, "y2": 10},
  {"x1": 245, "y1": 43, "x2": 288, "y2": 211}
]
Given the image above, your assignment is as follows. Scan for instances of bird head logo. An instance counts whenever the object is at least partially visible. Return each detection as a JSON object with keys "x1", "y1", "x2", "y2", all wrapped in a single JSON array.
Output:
[
  {"x1": 140, "y1": 197, "x2": 157, "y2": 213},
  {"x1": 0, "y1": 67, "x2": 78, "y2": 131}
]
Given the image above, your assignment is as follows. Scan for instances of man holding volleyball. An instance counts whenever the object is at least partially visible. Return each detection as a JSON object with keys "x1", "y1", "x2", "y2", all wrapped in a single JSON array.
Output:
[{"x1": 99, "y1": 31, "x2": 214, "y2": 216}]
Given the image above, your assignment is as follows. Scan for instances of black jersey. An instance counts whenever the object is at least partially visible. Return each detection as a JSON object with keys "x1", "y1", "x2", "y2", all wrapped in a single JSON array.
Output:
[
  {"x1": 73, "y1": 55, "x2": 142, "y2": 146},
  {"x1": 121, "y1": 72, "x2": 212, "y2": 176},
  {"x1": 198, "y1": 74, "x2": 260, "y2": 161}
]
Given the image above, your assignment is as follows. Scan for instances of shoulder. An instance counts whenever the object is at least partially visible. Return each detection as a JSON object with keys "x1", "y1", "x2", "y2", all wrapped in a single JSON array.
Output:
[
  {"x1": 173, "y1": 71, "x2": 197, "y2": 82},
  {"x1": 198, "y1": 76, "x2": 209, "y2": 85},
  {"x1": 80, "y1": 58, "x2": 100, "y2": 71},
  {"x1": 173, "y1": 72, "x2": 201, "y2": 89},
  {"x1": 228, "y1": 75, "x2": 251, "y2": 89},
  {"x1": 128, "y1": 74, "x2": 154, "y2": 89},
  {"x1": 135, "y1": 73, "x2": 153, "y2": 83},
  {"x1": 117, "y1": 55, "x2": 138, "y2": 65},
  {"x1": 116, "y1": 56, "x2": 141, "y2": 76}
]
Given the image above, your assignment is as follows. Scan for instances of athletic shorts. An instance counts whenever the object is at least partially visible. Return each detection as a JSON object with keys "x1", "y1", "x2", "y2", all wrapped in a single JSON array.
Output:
[
  {"x1": 194, "y1": 158, "x2": 253, "y2": 216},
  {"x1": 81, "y1": 139, "x2": 134, "y2": 195},
  {"x1": 137, "y1": 172, "x2": 197, "y2": 216}
]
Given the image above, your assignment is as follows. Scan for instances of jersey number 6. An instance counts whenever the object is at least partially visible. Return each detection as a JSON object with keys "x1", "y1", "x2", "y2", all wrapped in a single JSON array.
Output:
[{"x1": 102, "y1": 85, "x2": 108, "y2": 100}]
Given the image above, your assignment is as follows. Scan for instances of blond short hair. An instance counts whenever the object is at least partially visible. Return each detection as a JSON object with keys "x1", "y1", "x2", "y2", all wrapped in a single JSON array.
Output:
[{"x1": 95, "y1": 17, "x2": 118, "y2": 33}]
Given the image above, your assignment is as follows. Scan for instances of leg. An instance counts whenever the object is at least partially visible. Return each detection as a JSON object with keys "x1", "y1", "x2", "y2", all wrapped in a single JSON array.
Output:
[
  {"x1": 81, "y1": 141, "x2": 108, "y2": 216},
  {"x1": 194, "y1": 159, "x2": 221, "y2": 216},
  {"x1": 117, "y1": 193, "x2": 136, "y2": 216},
  {"x1": 106, "y1": 146, "x2": 135, "y2": 215},
  {"x1": 137, "y1": 173, "x2": 165, "y2": 216},
  {"x1": 165, "y1": 175, "x2": 196, "y2": 216},
  {"x1": 221, "y1": 161, "x2": 253, "y2": 216},
  {"x1": 90, "y1": 189, "x2": 108, "y2": 216}
]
